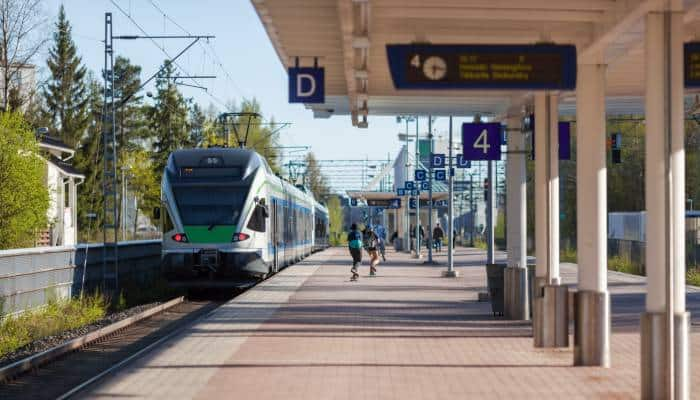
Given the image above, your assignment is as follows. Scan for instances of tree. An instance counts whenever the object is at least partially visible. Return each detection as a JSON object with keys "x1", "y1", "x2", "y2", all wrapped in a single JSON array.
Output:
[
  {"x1": 113, "y1": 56, "x2": 146, "y2": 153},
  {"x1": 147, "y1": 60, "x2": 190, "y2": 175},
  {"x1": 74, "y1": 76, "x2": 104, "y2": 242},
  {"x1": 0, "y1": 0, "x2": 46, "y2": 111},
  {"x1": 43, "y1": 5, "x2": 89, "y2": 147},
  {"x1": 304, "y1": 151, "x2": 329, "y2": 200},
  {"x1": 123, "y1": 149, "x2": 160, "y2": 233},
  {"x1": 189, "y1": 103, "x2": 206, "y2": 147},
  {"x1": 0, "y1": 112, "x2": 49, "y2": 248},
  {"x1": 327, "y1": 195, "x2": 345, "y2": 246}
]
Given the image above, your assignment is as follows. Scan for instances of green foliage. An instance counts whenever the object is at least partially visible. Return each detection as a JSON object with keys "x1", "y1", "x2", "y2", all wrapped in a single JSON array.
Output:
[
  {"x1": 304, "y1": 152, "x2": 329, "y2": 200},
  {"x1": 123, "y1": 149, "x2": 160, "y2": 221},
  {"x1": 113, "y1": 56, "x2": 147, "y2": 154},
  {"x1": 43, "y1": 5, "x2": 89, "y2": 148},
  {"x1": 0, "y1": 293, "x2": 106, "y2": 358},
  {"x1": 560, "y1": 247, "x2": 577, "y2": 263},
  {"x1": 474, "y1": 238, "x2": 487, "y2": 250},
  {"x1": 148, "y1": 61, "x2": 192, "y2": 175},
  {"x1": 74, "y1": 76, "x2": 104, "y2": 242},
  {"x1": 687, "y1": 268, "x2": 700, "y2": 287},
  {"x1": 327, "y1": 196, "x2": 346, "y2": 246},
  {"x1": 0, "y1": 112, "x2": 49, "y2": 249},
  {"x1": 608, "y1": 256, "x2": 642, "y2": 275}
]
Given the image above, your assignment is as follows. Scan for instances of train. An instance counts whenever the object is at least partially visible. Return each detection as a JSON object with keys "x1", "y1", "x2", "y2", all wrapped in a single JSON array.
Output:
[{"x1": 155, "y1": 147, "x2": 330, "y2": 288}]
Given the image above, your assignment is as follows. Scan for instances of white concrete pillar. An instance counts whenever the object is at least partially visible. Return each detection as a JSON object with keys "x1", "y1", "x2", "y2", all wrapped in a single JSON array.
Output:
[
  {"x1": 533, "y1": 92, "x2": 567, "y2": 348},
  {"x1": 506, "y1": 115, "x2": 527, "y2": 270},
  {"x1": 574, "y1": 61, "x2": 610, "y2": 367},
  {"x1": 504, "y1": 114, "x2": 529, "y2": 320},
  {"x1": 641, "y1": 5, "x2": 689, "y2": 399}
]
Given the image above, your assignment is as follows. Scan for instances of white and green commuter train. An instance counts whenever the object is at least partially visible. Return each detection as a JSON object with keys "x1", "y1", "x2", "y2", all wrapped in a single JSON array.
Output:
[{"x1": 155, "y1": 148, "x2": 329, "y2": 287}]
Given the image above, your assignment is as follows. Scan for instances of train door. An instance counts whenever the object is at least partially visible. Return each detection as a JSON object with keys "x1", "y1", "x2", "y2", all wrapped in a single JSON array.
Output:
[{"x1": 271, "y1": 199, "x2": 279, "y2": 272}]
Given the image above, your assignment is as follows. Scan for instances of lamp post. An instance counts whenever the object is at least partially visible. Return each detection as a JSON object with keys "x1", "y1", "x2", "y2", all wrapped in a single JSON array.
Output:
[{"x1": 397, "y1": 115, "x2": 415, "y2": 253}]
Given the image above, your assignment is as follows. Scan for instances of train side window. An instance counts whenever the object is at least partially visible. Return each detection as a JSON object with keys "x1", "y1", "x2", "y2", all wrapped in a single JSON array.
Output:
[{"x1": 247, "y1": 202, "x2": 268, "y2": 233}]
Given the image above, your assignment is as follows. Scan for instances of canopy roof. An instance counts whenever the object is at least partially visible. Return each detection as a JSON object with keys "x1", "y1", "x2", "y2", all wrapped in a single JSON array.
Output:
[{"x1": 252, "y1": 0, "x2": 700, "y2": 126}]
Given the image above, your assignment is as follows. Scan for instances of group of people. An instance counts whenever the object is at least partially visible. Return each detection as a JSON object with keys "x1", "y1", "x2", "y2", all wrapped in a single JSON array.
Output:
[
  {"x1": 347, "y1": 223, "x2": 385, "y2": 281},
  {"x1": 347, "y1": 222, "x2": 452, "y2": 280},
  {"x1": 407, "y1": 223, "x2": 448, "y2": 252}
]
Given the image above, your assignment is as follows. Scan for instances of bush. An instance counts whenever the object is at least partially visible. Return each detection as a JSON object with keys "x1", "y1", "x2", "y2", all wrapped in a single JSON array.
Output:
[
  {"x1": 474, "y1": 238, "x2": 487, "y2": 250},
  {"x1": 608, "y1": 256, "x2": 642, "y2": 275},
  {"x1": 560, "y1": 247, "x2": 577, "y2": 263},
  {"x1": 0, "y1": 294, "x2": 107, "y2": 357},
  {"x1": 688, "y1": 268, "x2": 700, "y2": 286},
  {"x1": 0, "y1": 112, "x2": 49, "y2": 249}
]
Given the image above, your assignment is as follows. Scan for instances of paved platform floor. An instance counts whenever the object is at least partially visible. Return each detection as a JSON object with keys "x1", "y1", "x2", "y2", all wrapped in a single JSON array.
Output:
[{"x1": 81, "y1": 247, "x2": 700, "y2": 399}]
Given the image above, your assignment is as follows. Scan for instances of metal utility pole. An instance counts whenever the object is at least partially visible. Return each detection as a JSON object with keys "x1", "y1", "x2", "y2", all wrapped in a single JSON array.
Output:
[
  {"x1": 414, "y1": 117, "x2": 421, "y2": 258},
  {"x1": 102, "y1": 13, "x2": 119, "y2": 292},
  {"x1": 103, "y1": 12, "x2": 215, "y2": 293},
  {"x1": 444, "y1": 116, "x2": 458, "y2": 277},
  {"x1": 426, "y1": 116, "x2": 435, "y2": 264}
]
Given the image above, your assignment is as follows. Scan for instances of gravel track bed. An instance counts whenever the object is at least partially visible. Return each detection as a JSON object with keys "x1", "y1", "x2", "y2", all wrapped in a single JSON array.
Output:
[{"x1": 0, "y1": 301, "x2": 161, "y2": 369}]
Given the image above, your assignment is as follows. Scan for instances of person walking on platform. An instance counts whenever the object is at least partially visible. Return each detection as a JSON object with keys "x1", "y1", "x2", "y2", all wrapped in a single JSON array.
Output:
[
  {"x1": 347, "y1": 223, "x2": 363, "y2": 281},
  {"x1": 375, "y1": 224, "x2": 387, "y2": 261},
  {"x1": 363, "y1": 225, "x2": 381, "y2": 276},
  {"x1": 433, "y1": 223, "x2": 444, "y2": 252}
]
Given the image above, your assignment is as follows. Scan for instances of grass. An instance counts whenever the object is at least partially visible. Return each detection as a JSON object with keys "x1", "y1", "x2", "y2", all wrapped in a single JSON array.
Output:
[
  {"x1": 0, "y1": 293, "x2": 107, "y2": 358},
  {"x1": 607, "y1": 256, "x2": 642, "y2": 275},
  {"x1": 474, "y1": 238, "x2": 487, "y2": 250},
  {"x1": 560, "y1": 247, "x2": 577, "y2": 263}
]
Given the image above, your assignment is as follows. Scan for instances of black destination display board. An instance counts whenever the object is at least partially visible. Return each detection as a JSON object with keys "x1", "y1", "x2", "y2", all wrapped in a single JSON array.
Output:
[{"x1": 386, "y1": 44, "x2": 577, "y2": 90}]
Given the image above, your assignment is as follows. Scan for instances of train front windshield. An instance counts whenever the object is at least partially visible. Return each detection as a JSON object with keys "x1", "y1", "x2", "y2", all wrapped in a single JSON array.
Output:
[{"x1": 172, "y1": 185, "x2": 249, "y2": 226}]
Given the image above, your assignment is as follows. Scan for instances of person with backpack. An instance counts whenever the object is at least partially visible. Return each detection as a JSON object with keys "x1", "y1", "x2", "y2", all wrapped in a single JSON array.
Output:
[
  {"x1": 363, "y1": 225, "x2": 380, "y2": 276},
  {"x1": 347, "y1": 223, "x2": 363, "y2": 281},
  {"x1": 433, "y1": 223, "x2": 444, "y2": 252}
]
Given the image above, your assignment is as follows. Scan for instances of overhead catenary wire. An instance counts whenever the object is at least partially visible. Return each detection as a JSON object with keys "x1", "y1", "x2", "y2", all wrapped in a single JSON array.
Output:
[
  {"x1": 107, "y1": 0, "x2": 227, "y2": 108},
  {"x1": 145, "y1": 0, "x2": 252, "y2": 101}
]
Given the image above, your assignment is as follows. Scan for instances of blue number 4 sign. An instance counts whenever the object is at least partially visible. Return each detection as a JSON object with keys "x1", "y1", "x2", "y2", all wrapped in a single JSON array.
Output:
[{"x1": 461, "y1": 123, "x2": 502, "y2": 161}]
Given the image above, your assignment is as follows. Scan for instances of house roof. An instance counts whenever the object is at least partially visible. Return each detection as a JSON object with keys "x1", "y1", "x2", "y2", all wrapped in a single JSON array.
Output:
[
  {"x1": 37, "y1": 135, "x2": 74, "y2": 155},
  {"x1": 47, "y1": 155, "x2": 84, "y2": 179}
]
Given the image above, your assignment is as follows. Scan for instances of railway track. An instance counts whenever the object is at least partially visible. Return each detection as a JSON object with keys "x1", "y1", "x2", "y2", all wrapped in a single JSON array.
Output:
[{"x1": 0, "y1": 296, "x2": 226, "y2": 400}]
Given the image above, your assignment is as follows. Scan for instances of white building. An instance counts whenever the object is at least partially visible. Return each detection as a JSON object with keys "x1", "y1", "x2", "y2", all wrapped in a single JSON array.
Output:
[{"x1": 37, "y1": 134, "x2": 84, "y2": 246}]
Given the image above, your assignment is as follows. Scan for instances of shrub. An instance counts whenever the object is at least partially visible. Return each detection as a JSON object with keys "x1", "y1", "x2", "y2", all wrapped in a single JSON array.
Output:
[{"x1": 0, "y1": 294, "x2": 107, "y2": 357}]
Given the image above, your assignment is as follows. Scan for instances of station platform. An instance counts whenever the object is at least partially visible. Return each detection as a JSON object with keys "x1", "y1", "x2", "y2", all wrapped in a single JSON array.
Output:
[{"x1": 81, "y1": 247, "x2": 700, "y2": 399}]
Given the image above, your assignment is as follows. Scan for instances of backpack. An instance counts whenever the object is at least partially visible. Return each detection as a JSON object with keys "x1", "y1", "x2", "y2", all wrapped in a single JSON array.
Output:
[{"x1": 348, "y1": 230, "x2": 363, "y2": 249}]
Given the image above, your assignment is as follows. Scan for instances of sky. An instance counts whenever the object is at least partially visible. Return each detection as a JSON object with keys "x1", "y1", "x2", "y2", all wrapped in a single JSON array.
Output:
[{"x1": 38, "y1": 0, "x2": 434, "y2": 164}]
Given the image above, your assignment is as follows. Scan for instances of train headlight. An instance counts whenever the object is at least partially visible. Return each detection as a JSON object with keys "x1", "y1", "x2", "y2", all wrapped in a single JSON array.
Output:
[
  {"x1": 172, "y1": 233, "x2": 189, "y2": 243},
  {"x1": 231, "y1": 232, "x2": 250, "y2": 242}
]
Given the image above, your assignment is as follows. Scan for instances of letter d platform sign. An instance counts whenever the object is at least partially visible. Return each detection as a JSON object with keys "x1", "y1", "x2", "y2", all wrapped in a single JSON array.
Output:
[{"x1": 288, "y1": 67, "x2": 325, "y2": 103}]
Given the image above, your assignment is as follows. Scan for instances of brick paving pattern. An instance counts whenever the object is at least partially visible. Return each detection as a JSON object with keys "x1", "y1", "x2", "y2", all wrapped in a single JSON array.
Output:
[{"x1": 82, "y1": 247, "x2": 700, "y2": 399}]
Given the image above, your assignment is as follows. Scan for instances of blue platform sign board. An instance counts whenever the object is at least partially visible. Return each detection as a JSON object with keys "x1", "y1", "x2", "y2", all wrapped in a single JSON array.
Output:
[
  {"x1": 530, "y1": 117, "x2": 571, "y2": 161},
  {"x1": 414, "y1": 169, "x2": 427, "y2": 181},
  {"x1": 288, "y1": 67, "x2": 325, "y2": 103},
  {"x1": 405, "y1": 181, "x2": 416, "y2": 190},
  {"x1": 409, "y1": 198, "x2": 417, "y2": 209},
  {"x1": 462, "y1": 122, "x2": 502, "y2": 161},
  {"x1": 420, "y1": 181, "x2": 429, "y2": 190},
  {"x1": 389, "y1": 198, "x2": 401, "y2": 209},
  {"x1": 456, "y1": 154, "x2": 471, "y2": 168},
  {"x1": 411, "y1": 189, "x2": 420, "y2": 196},
  {"x1": 431, "y1": 153, "x2": 446, "y2": 168},
  {"x1": 386, "y1": 44, "x2": 577, "y2": 90},
  {"x1": 559, "y1": 122, "x2": 571, "y2": 160},
  {"x1": 397, "y1": 188, "x2": 406, "y2": 196},
  {"x1": 350, "y1": 198, "x2": 357, "y2": 207},
  {"x1": 435, "y1": 169, "x2": 446, "y2": 181}
]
